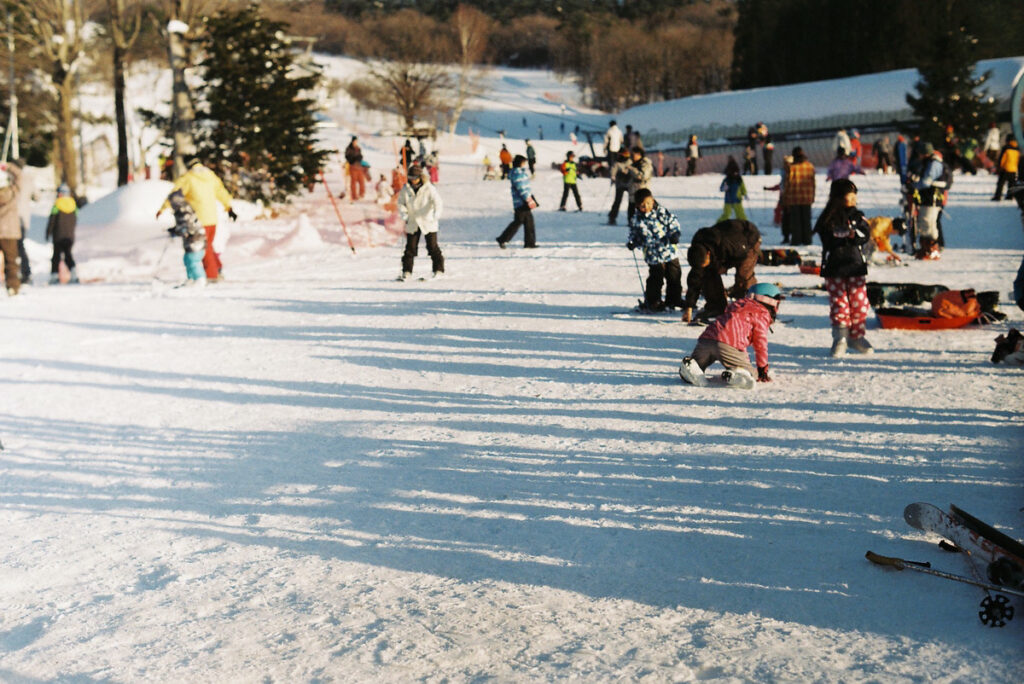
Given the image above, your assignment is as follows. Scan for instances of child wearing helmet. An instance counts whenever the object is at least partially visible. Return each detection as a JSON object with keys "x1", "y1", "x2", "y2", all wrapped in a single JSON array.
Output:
[{"x1": 678, "y1": 282, "x2": 783, "y2": 389}]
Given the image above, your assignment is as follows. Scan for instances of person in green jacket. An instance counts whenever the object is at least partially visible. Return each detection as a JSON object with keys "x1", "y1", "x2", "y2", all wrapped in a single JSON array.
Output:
[{"x1": 558, "y1": 151, "x2": 583, "y2": 212}]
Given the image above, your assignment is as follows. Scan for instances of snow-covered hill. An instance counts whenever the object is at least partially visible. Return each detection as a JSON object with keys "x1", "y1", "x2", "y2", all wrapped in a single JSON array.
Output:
[{"x1": 1, "y1": 54, "x2": 1022, "y2": 682}]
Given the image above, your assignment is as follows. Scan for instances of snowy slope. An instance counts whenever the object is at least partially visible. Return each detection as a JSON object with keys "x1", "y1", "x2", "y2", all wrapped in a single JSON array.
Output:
[{"x1": 1, "y1": 55, "x2": 1023, "y2": 682}]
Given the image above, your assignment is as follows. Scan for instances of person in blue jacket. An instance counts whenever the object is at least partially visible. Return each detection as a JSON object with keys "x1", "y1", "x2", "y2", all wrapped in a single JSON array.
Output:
[
  {"x1": 627, "y1": 188, "x2": 682, "y2": 312},
  {"x1": 496, "y1": 155, "x2": 537, "y2": 248}
]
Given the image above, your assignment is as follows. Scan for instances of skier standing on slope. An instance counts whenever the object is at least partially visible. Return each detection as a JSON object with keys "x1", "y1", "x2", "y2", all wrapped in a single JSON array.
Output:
[
  {"x1": 814, "y1": 178, "x2": 874, "y2": 357},
  {"x1": 678, "y1": 282, "x2": 784, "y2": 389},
  {"x1": 396, "y1": 164, "x2": 445, "y2": 281},
  {"x1": 627, "y1": 188, "x2": 682, "y2": 312}
]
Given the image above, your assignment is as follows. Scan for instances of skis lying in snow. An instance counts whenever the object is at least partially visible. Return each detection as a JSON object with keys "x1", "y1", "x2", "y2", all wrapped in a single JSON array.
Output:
[
  {"x1": 868, "y1": 503, "x2": 1024, "y2": 627},
  {"x1": 904, "y1": 502, "x2": 1024, "y2": 567}
]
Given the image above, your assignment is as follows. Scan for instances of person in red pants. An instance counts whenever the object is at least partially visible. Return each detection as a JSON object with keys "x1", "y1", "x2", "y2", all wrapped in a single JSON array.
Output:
[{"x1": 157, "y1": 155, "x2": 236, "y2": 281}]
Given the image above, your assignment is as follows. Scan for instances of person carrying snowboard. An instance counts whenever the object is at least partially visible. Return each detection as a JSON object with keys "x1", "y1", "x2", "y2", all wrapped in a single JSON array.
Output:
[
  {"x1": 814, "y1": 178, "x2": 874, "y2": 356},
  {"x1": 164, "y1": 189, "x2": 207, "y2": 286},
  {"x1": 627, "y1": 188, "x2": 682, "y2": 312},
  {"x1": 46, "y1": 183, "x2": 79, "y2": 284},
  {"x1": 396, "y1": 164, "x2": 445, "y2": 280},
  {"x1": 678, "y1": 282, "x2": 784, "y2": 389}
]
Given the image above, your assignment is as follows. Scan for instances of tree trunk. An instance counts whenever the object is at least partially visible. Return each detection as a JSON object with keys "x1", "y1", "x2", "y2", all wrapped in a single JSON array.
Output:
[
  {"x1": 113, "y1": 42, "x2": 130, "y2": 186},
  {"x1": 56, "y1": 77, "x2": 78, "y2": 196},
  {"x1": 168, "y1": 28, "x2": 195, "y2": 179}
]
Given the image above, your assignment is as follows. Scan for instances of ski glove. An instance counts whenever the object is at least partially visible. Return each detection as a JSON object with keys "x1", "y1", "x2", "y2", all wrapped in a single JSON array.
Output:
[
  {"x1": 227, "y1": 208, "x2": 238, "y2": 221},
  {"x1": 757, "y1": 365, "x2": 771, "y2": 382},
  {"x1": 626, "y1": 242, "x2": 637, "y2": 250}
]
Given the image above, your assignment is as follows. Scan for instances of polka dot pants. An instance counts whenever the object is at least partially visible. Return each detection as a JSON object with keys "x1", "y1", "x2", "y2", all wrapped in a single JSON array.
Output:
[{"x1": 825, "y1": 276, "x2": 869, "y2": 339}]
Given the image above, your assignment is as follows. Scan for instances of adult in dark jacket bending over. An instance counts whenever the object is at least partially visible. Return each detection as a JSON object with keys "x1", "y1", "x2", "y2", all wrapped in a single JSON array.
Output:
[{"x1": 682, "y1": 219, "x2": 761, "y2": 322}]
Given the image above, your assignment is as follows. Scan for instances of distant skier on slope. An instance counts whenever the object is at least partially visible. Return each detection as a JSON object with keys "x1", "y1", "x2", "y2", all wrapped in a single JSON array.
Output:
[{"x1": 678, "y1": 282, "x2": 784, "y2": 389}]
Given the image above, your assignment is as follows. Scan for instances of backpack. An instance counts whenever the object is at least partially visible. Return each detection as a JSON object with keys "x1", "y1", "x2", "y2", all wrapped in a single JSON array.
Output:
[
  {"x1": 931, "y1": 289, "x2": 980, "y2": 319},
  {"x1": 938, "y1": 160, "x2": 953, "y2": 191}
]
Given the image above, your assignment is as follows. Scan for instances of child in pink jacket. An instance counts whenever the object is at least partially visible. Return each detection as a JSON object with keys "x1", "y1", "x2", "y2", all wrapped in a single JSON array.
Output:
[{"x1": 678, "y1": 283, "x2": 784, "y2": 389}]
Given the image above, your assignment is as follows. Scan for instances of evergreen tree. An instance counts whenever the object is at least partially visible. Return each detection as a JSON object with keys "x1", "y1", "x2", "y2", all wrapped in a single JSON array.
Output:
[
  {"x1": 906, "y1": 24, "x2": 996, "y2": 145},
  {"x1": 194, "y1": 4, "x2": 330, "y2": 204}
]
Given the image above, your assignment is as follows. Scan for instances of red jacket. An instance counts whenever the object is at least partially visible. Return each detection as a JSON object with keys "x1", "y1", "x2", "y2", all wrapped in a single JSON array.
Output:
[{"x1": 698, "y1": 298, "x2": 772, "y2": 368}]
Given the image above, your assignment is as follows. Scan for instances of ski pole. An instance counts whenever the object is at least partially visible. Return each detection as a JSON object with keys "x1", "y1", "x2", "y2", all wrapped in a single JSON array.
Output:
[
  {"x1": 151, "y1": 234, "x2": 174, "y2": 280},
  {"x1": 631, "y1": 248, "x2": 646, "y2": 299},
  {"x1": 865, "y1": 551, "x2": 1024, "y2": 599}
]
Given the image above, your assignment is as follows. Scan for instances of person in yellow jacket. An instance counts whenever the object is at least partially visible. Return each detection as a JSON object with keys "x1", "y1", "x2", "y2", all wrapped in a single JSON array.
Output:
[
  {"x1": 557, "y1": 151, "x2": 582, "y2": 212},
  {"x1": 992, "y1": 136, "x2": 1020, "y2": 201},
  {"x1": 157, "y1": 155, "x2": 236, "y2": 280}
]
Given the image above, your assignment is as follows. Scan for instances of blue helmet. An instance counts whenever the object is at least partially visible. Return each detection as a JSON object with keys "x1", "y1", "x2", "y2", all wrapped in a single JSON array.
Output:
[
  {"x1": 747, "y1": 282, "x2": 783, "y2": 312},
  {"x1": 748, "y1": 282, "x2": 782, "y2": 299}
]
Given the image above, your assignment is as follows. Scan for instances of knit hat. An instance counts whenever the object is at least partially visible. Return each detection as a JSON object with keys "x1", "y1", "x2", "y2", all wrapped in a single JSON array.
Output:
[{"x1": 408, "y1": 164, "x2": 425, "y2": 180}]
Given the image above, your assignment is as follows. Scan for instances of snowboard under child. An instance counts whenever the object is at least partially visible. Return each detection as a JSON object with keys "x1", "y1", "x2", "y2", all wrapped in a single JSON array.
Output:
[{"x1": 678, "y1": 283, "x2": 784, "y2": 389}]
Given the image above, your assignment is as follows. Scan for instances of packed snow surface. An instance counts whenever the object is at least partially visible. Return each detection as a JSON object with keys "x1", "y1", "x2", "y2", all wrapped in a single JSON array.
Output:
[{"x1": 1, "y1": 56, "x2": 1023, "y2": 682}]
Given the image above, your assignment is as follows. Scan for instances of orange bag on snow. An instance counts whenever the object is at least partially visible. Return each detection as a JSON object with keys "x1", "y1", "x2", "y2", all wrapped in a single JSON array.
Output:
[{"x1": 931, "y1": 289, "x2": 981, "y2": 319}]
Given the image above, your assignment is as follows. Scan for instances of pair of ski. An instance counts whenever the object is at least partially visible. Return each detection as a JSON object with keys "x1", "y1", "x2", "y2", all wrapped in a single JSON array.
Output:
[{"x1": 868, "y1": 503, "x2": 1024, "y2": 627}]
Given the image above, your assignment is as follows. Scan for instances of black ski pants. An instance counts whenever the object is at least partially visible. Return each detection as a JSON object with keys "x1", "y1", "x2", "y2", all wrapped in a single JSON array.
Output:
[
  {"x1": 559, "y1": 183, "x2": 582, "y2": 210},
  {"x1": 51, "y1": 238, "x2": 76, "y2": 272},
  {"x1": 401, "y1": 230, "x2": 444, "y2": 275},
  {"x1": 646, "y1": 259, "x2": 683, "y2": 308},
  {"x1": 497, "y1": 207, "x2": 536, "y2": 247}
]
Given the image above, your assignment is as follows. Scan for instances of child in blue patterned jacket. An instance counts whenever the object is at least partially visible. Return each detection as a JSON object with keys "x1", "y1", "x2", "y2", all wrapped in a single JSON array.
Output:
[{"x1": 627, "y1": 188, "x2": 682, "y2": 312}]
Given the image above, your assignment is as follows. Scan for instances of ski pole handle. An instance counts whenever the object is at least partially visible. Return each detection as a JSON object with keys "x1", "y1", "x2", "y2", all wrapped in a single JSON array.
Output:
[
  {"x1": 866, "y1": 551, "x2": 905, "y2": 569},
  {"x1": 865, "y1": 551, "x2": 931, "y2": 569}
]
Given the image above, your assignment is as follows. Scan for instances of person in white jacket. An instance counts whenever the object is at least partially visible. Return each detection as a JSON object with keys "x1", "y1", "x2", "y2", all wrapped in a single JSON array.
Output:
[
  {"x1": 397, "y1": 164, "x2": 444, "y2": 280},
  {"x1": 603, "y1": 120, "x2": 623, "y2": 168}
]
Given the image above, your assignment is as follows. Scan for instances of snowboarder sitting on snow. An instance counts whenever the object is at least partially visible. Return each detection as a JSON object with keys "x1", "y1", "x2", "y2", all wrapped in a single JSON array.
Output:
[
  {"x1": 682, "y1": 219, "x2": 762, "y2": 323},
  {"x1": 627, "y1": 188, "x2": 683, "y2": 312},
  {"x1": 678, "y1": 282, "x2": 784, "y2": 389},
  {"x1": 397, "y1": 164, "x2": 444, "y2": 281},
  {"x1": 164, "y1": 189, "x2": 207, "y2": 286},
  {"x1": 46, "y1": 183, "x2": 79, "y2": 284}
]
